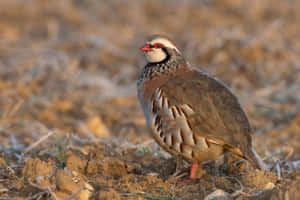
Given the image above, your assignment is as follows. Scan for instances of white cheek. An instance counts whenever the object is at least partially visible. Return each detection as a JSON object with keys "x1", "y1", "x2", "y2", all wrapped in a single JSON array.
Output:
[{"x1": 146, "y1": 49, "x2": 167, "y2": 63}]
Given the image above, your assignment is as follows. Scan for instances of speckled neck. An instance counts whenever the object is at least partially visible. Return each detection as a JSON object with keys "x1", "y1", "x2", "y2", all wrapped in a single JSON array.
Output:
[{"x1": 137, "y1": 49, "x2": 186, "y2": 87}]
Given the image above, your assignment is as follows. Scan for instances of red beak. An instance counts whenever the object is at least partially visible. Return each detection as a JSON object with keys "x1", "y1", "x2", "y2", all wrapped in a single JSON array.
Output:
[{"x1": 140, "y1": 44, "x2": 152, "y2": 52}]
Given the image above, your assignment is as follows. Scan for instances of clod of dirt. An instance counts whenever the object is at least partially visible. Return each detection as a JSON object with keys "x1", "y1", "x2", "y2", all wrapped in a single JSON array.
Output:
[
  {"x1": 10, "y1": 180, "x2": 23, "y2": 191},
  {"x1": 239, "y1": 170, "x2": 278, "y2": 189},
  {"x1": 114, "y1": 173, "x2": 173, "y2": 198},
  {"x1": 124, "y1": 148, "x2": 177, "y2": 177},
  {"x1": 97, "y1": 188, "x2": 121, "y2": 200},
  {"x1": 270, "y1": 169, "x2": 300, "y2": 200},
  {"x1": 176, "y1": 173, "x2": 235, "y2": 199},
  {"x1": 55, "y1": 169, "x2": 88, "y2": 198},
  {"x1": 22, "y1": 158, "x2": 54, "y2": 187},
  {"x1": 0, "y1": 157, "x2": 6, "y2": 167},
  {"x1": 65, "y1": 151, "x2": 88, "y2": 174},
  {"x1": 157, "y1": 158, "x2": 178, "y2": 179},
  {"x1": 114, "y1": 174, "x2": 137, "y2": 192},
  {"x1": 74, "y1": 189, "x2": 91, "y2": 200},
  {"x1": 85, "y1": 116, "x2": 111, "y2": 138},
  {"x1": 214, "y1": 176, "x2": 239, "y2": 192},
  {"x1": 239, "y1": 170, "x2": 300, "y2": 200},
  {"x1": 93, "y1": 175, "x2": 114, "y2": 189},
  {"x1": 86, "y1": 156, "x2": 127, "y2": 178}
]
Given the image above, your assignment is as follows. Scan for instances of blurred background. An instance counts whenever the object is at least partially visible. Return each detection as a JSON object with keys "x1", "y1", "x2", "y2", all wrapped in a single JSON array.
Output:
[{"x1": 0, "y1": 0, "x2": 299, "y2": 199}]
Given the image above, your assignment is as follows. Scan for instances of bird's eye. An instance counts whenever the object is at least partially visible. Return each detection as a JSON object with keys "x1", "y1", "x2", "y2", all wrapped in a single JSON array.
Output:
[{"x1": 154, "y1": 43, "x2": 164, "y2": 48}]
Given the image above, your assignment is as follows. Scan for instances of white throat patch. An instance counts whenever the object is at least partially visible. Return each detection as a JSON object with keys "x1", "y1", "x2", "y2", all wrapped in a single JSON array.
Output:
[{"x1": 145, "y1": 49, "x2": 167, "y2": 63}]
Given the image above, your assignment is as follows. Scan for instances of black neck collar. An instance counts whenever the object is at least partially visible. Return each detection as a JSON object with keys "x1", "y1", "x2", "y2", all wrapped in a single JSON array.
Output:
[{"x1": 137, "y1": 49, "x2": 185, "y2": 87}]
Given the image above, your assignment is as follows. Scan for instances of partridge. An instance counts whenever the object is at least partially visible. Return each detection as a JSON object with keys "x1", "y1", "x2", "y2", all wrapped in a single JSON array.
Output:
[{"x1": 137, "y1": 35, "x2": 266, "y2": 179}]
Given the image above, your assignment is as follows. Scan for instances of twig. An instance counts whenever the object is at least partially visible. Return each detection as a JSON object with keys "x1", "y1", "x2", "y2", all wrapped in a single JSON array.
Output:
[
  {"x1": 28, "y1": 179, "x2": 58, "y2": 199},
  {"x1": 66, "y1": 188, "x2": 85, "y2": 200},
  {"x1": 264, "y1": 148, "x2": 283, "y2": 161},
  {"x1": 224, "y1": 176, "x2": 247, "y2": 197},
  {"x1": 48, "y1": 186, "x2": 58, "y2": 200},
  {"x1": 276, "y1": 162, "x2": 281, "y2": 179},
  {"x1": 28, "y1": 179, "x2": 54, "y2": 191},
  {"x1": 1, "y1": 99, "x2": 24, "y2": 120},
  {"x1": 269, "y1": 160, "x2": 280, "y2": 172},
  {"x1": 119, "y1": 192, "x2": 180, "y2": 200},
  {"x1": 264, "y1": 146, "x2": 294, "y2": 174},
  {"x1": 28, "y1": 191, "x2": 48, "y2": 200},
  {"x1": 23, "y1": 131, "x2": 54, "y2": 154},
  {"x1": 8, "y1": 100, "x2": 24, "y2": 118},
  {"x1": 283, "y1": 147, "x2": 294, "y2": 160}
]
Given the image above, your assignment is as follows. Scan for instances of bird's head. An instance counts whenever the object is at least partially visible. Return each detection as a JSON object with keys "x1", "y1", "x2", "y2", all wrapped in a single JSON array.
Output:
[{"x1": 140, "y1": 35, "x2": 182, "y2": 63}]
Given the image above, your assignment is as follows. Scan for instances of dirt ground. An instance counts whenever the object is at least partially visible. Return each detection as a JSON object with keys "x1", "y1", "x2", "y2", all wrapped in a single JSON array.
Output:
[{"x1": 0, "y1": 0, "x2": 300, "y2": 199}]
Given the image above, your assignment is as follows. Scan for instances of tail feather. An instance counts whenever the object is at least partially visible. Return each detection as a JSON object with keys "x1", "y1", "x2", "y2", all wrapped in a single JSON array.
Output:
[
  {"x1": 224, "y1": 144, "x2": 268, "y2": 171},
  {"x1": 246, "y1": 148, "x2": 268, "y2": 171}
]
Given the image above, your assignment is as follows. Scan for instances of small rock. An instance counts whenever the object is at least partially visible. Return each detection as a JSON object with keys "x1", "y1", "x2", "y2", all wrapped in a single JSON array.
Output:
[{"x1": 204, "y1": 189, "x2": 231, "y2": 200}]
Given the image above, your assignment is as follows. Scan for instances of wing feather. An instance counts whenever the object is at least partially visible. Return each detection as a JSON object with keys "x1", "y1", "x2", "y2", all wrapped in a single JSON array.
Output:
[{"x1": 160, "y1": 68, "x2": 253, "y2": 154}]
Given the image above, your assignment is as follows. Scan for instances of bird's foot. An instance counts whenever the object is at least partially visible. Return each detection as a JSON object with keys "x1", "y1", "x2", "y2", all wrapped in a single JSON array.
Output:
[{"x1": 174, "y1": 163, "x2": 206, "y2": 184}]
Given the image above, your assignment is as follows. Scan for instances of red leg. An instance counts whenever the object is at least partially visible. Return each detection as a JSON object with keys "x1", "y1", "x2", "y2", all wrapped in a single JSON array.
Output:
[
  {"x1": 176, "y1": 163, "x2": 204, "y2": 184},
  {"x1": 190, "y1": 163, "x2": 200, "y2": 179}
]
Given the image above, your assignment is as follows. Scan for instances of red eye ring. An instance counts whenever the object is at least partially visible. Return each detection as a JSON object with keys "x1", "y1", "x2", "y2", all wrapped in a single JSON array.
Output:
[{"x1": 154, "y1": 43, "x2": 164, "y2": 48}]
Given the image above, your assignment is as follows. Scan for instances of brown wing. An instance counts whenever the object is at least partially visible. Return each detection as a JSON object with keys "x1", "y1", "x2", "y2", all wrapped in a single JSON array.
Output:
[{"x1": 160, "y1": 68, "x2": 253, "y2": 157}]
